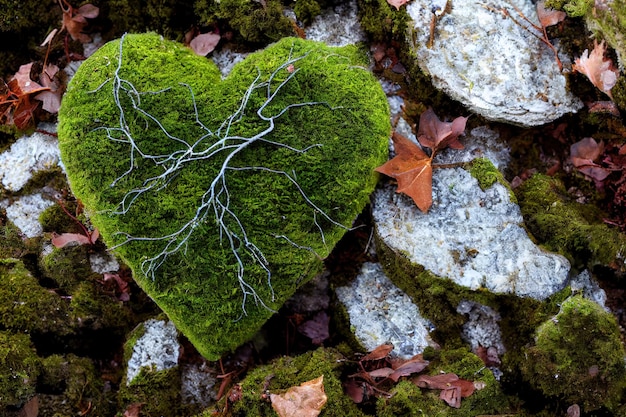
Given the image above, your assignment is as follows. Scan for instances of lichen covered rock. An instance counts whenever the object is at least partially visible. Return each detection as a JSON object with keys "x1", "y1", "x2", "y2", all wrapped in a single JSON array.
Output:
[
  {"x1": 57, "y1": 34, "x2": 390, "y2": 360},
  {"x1": 405, "y1": 0, "x2": 583, "y2": 126}
]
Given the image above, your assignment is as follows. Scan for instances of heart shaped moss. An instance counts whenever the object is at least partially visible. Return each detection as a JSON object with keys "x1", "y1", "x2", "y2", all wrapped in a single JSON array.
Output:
[{"x1": 58, "y1": 33, "x2": 390, "y2": 360}]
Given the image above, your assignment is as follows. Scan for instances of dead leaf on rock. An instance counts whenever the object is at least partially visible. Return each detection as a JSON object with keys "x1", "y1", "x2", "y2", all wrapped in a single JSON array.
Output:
[
  {"x1": 376, "y1": 108, "x2": 467, "y2": 212},
  {"x1": 271, "y1": 375, "x2": 327, "y2": 417},
  {"x1": 361, "y1": 342, "x2": 394, "y2": 362}
]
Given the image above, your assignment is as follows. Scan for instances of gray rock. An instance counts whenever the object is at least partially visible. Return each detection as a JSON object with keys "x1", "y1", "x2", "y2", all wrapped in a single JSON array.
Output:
[
  {"x1": 570, "y1": 270, "x2": 608, "y2": 311},
  {"x1": 305, "y1": 0, "x2": 365, "y2": 46},
  {"x1": 406, "y1": 0, "x2": 582, "y2": 126},
  {"x1": 0, "y1": 193, "x2": 55, "y2": 238},
  {"x1": 126, "y1": 319, "x2": 180, "y2": 385},
  {"x1": 457, "y1": 300, "x2": 505, "y2": 353},
  {"x1": 372, "y1": 167, "x2": 570, "y2": 300},
  {"x1": 335, "y1": 262, "x2": 437, "y2": 359}
]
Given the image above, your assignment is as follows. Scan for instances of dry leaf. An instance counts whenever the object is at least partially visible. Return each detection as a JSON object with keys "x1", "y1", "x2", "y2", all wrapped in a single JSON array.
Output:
[
  {"x1": 61, "y1": 1, "x2": 99, "y2": 43},
  {"x1": 298, "y1": 311, "x2": 330, "y2": 345},
  {"x1": 389, "y1": 358, "x2": 429, "y2": 382},
  {"x1": 18, "y1": 396, "x2": 38, "y2": 417},
  {"x1": 190, "y1": 32, "x2": 221, "y2": 56},
  {"x1": 51, "y1": 229, "x2": 99, "y2": 248},
  {"x1": 570, "y1": 137, "x2": 611, "y2": 182},
  {"x1": 417, "y1": 107, "x2": 467, "y2": 152},
  {"x1": 270, "y1": 375, "x2": 327, "y2": 417},
  {"x1": 440, "y1": 386, "x2": 462, "y2": 408},
  {"x1": 536, "y1": 1, "x2": 566, "y2": 28},
  {"x1": 35, "y1": 64, "x2": 63, "y2": 113},
  {"x1": 376, "y1": 131, "x2": 433, "y2": 212},
  {"x1": 361, "y1": 343, "x2": 394, "y2": 362},
  {"x1": 387, "y1": 0, "x2": 409, "y2": 10},
  {"x1": 123, "y1": 402, "x2": 144, "y2": 417},
  {"x1": 574, "y1": 40, "x2": 619, "y2": 100},
  {"x1": 414, "y1": 373, "x2": 459, "y2": 389}
]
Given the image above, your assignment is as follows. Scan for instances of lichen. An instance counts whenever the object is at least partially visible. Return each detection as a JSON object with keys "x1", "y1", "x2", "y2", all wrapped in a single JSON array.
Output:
[
  {"x1": 520, "y1": 295, "x2": 626, "y2": 411},
  {"x1": 58, "y1": 34, "x2": 390, "y2": 360},
  {"x1": 515, "y1": 173, "x2": 626, "y2": 274}
]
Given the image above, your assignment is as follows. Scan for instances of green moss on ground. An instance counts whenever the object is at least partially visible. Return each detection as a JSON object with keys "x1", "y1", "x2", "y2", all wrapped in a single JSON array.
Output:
[
  {"x1": 0, "y1": 259, "x2": 70, "y2": 335},
  {"x1": 195, "y1": 0, "x2": 294, "y2": 44},
  {"x1": 521, "y1": 295, "x2": 626, "y2": 412},
  {"x1": 58, "y1": 34, "x2": 390, "y2": 360},
  {"x1": 378, "y1": 348, "x2": 510, "y2": 416},
  {"x1": 38, "y1": 353, "x2": 115, "y2": 416},
  {"x1": 515, "y1": 173, "x2": 626, "y2": 274},
  {"x1": 118, "y1": 366, "x2": 183, "y2": 417},
  {"x1": 0, "y1": 331, "x2": 40, "y2": 409},
  {"x1": 39, "y1": 245, "x2": 96, "y2": 293},
  {"x1": 222, "y1": 347, "x2": 365, "y2": 417}
]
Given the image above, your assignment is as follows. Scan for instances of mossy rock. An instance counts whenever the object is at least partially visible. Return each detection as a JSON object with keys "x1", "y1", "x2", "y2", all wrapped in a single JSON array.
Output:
[
  {"x1": 515, "y1": 173, "x2": 626, "y2": 275},
  {"x1": 520, "y1": 295, "x2": 626, "y2": 411},
  {"x1": 57, "y1": 33, "x2": 390, "y2": 360},
  {"x1": 0, "y1": 259, "x2": 70, "y2": 335},
  {"x1": 220, "y1": 347, "x2": 365, "y2": 417},
  {"x1": 0, "y1": 331, "x2": 40, "y2": 409}
]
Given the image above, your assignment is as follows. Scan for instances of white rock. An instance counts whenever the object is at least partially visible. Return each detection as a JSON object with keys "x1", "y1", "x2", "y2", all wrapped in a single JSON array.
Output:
[
  {"x1": 89, "y1": 252, "x2": 120, "y2": 274},
  {"x1": 181, "y1": 362, "x2": 218, "y2": 407},
  {"x1": 457, "y1": 300, "x2": 505, "y2": 353},
  {"x1": 305, "y1": 0, "x2": 366, "y2": 46},
  {"x1": 372, "y1": 168, "x2": 570, "y2": 299},
  {"x1": 406, "y1": 0, "x2": 582, "y2": 126},
  {"x1": 335, "y1": 262, "x2": 437, "y2": 359},
  {"x1": 0, "y1": 125, "x2": 60, "y2": 192},
  {"x1": 0, "y1": 193, "x2": 55, "y2": 238},
  {"x1": 126, "y1": 319, "x2": 180, "y2": 385},
  {"x1": 570, "y1": 270, "x2": 608, "y2": 311}
]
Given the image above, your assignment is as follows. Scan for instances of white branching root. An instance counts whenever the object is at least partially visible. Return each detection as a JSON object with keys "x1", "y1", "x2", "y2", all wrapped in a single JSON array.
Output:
[{"x1": 90, "y1": 34, "x2": 347, "y2": 314}]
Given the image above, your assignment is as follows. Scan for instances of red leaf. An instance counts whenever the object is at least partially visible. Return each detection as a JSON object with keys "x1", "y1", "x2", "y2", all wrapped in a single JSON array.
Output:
[
  {"x1": 375, "y1": 132, "x2": 433, "y2": 212},
  {"x1": 414, "y1": 373, "x2": 459, "y2": 390},
  {"x1": 189, "y1": 32, "x2": 221, "y2": 56},
  {"x1": 417, "y1": 107, "x2": 467, "y2": 152},
  {"x1": 298, "y1": 311, "x2": 330, "y2": 345},
  {"x1": 361, "y1": 343, "x2": 394, "y2": 362},
  {"x1": 536, "y1": 1, "x2": 566, "y2": 28},
  {"x1": 574, "y1": 40, "x2": 619, "y2": 100},
  {"x1": 570, "y1": 137, "x2": 611, "y2": 182},
  {"x1": 51, "y1": 229, "x2": 98, "y2": 248},
  {"x1": 344, "y1": 380, "x2": 364, "y2": 403},
  {"x1": 388, "y1": 358, "x2": 429, "y2": 382},
  {"x1": 386, "y1": 0, "x2": 409, "y2": 10},
  {"x1": 440, "y1": 386, "x2": 462, "y2": 408}
]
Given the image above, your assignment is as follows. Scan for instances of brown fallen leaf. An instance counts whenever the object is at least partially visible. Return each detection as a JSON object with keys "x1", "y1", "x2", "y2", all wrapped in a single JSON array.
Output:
[
  {"x1": 35, "y1": 64, "x2": 63, "y2": 114},
  {"x1": 361, "y1": 342, "x2": 394, "y2": 362},
  {"x1": 271, "y1": 375, "x2": 327, "y2": 417},
  {"x1": 51, "y1": 228, "x2": 99, "y2": 248},
  {"x1": 440, "y1": 386, "x2": 462, "y2": 408},
  {"x1": 60, "y1": 1, "x2": 100, "y2": 43},
  {"x1": 570, "y1": 137, "x2": 611, "y2": 182},
  {"x1": 388, "y1": 357, "x2": 429, "y2": 382},
  {"x1": 574, "y1": 40, "x2": 619, "y2": 100},
  {"x1": 376, "y1": 108, "x2": 467, "y2": 212},
  {"x1": 536, "y1": 0, "x2": 566, "y2": 28},
  {"x1": 123, "y1": 402, "x2": 144, "y2": 417}
]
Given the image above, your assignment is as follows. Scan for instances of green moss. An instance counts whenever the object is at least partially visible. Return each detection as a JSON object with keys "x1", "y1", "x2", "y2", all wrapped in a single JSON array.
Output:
[
  {"x1": 119, "y1": 366, "x2": 183, "y2": 417},
  {"x1": 195, "y1": 0, "x2": 295, "y2": 44},
  {"x1": 0, "y1": 331, "x2": 40, "y2": 409},
  {"x1": 69, "y1": 281, "x2": 133, "y2": 331},
  {"x1": 104, "y1": 0, "x2": 196, "y2": 39},
  {"x1": 57, "y1": 34, "x2": 390, "y2": 360},
  {"x1": 38, "y1": 353, "x2": 114, "y2": 416},
  {"x1": 515, "y1": 173, "x2": 626, "y2": 274},
  {"x1": 356, "y1": 0, "x2": 410, "y2": 41},
  {"x1": 0, "y1": 259, "x2": 70, "y2": 335},
  {"x1": 0, "y1": 219, "x2": 27, "y2": 259},
  {"x1": 294, "y1": 0, "x2": 324, "y2": 25},
  {"x1": 39, "y1": 245, "x2": 96, "y2": 293},
  {"x1": 377, "y1": 348, "x2": 510, "y2": 416},
  {"x1": 520, "y1": 295, "x2": 626, "y2": 411},
  {"x1": 227, "y1": 347, "x2": 365, "y2": 417}
]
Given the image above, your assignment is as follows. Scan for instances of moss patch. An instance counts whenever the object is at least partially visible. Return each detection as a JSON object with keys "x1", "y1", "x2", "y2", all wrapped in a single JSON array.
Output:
[
  {"x1": 58, "y1": 34, "x2": 390, "y2": 360},
  {"x1": 515, "y1": 173, "x2": 626, "y2": 274},
  {"x1": 520, "y1": 295, "x2": 626, "y2": 411},
  {"x1": 0, "y1": 331, "x2": 40, "y2": 409},
  {"x1": 224, "y1": 347, "x2": 365, "y2": 417}
]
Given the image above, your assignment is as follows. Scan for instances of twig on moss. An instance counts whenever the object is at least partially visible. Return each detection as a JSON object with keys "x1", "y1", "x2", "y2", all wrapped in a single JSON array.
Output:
[{"x1": 90, "y1": 34, "x2": 347, "y2": 314}]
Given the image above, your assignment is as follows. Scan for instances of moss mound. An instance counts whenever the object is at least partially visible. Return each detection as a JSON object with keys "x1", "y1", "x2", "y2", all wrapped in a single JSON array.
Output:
[
  {"x1": 57, "y1": 33, "x2": 390, "y2": 360},
  {"x1": 0, "y1": 331, "x2": 40, "y2": 409},
  {"x1": 521, "y1": 295, "x2": 626, "y2": 411}
]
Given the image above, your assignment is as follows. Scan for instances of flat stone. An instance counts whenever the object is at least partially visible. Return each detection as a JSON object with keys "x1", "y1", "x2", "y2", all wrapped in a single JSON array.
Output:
[
  {"x1": 372, "y1": 165, "x2": 570, "y2": 300},
  {"x1": 126, "y1": 319, "x2": 180, "y2": 385},
  {"x1": 335, "y1": 262, "x2": 437, "y2": 359},
  {"x1": 406, "y1": 0, "x2": 583, "y2": 126}
]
